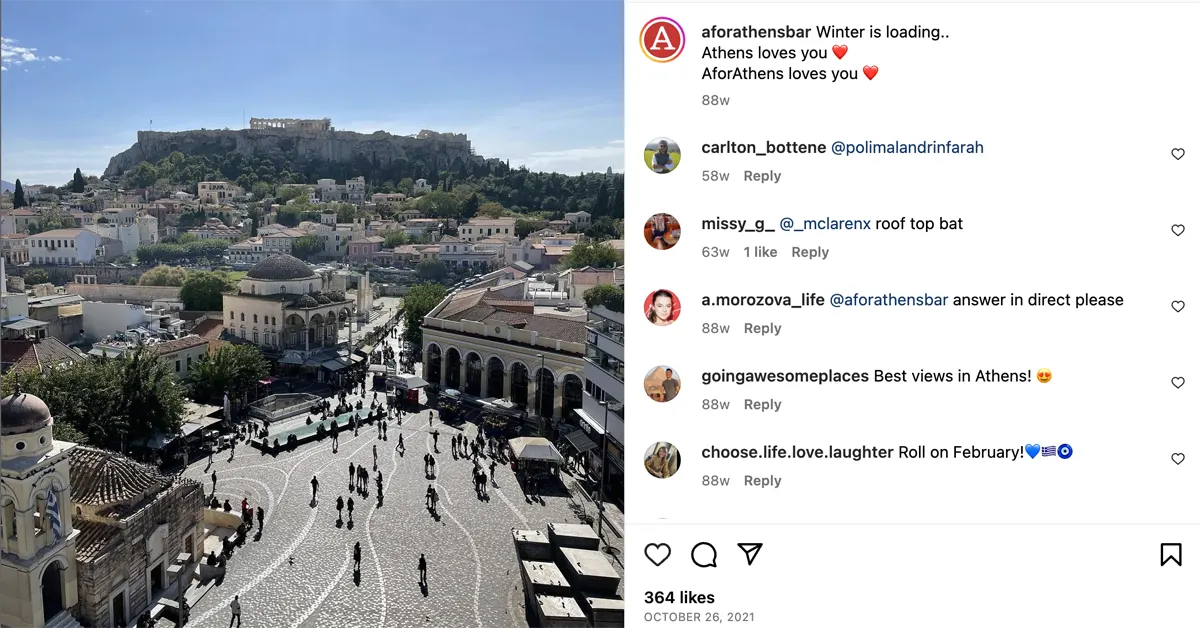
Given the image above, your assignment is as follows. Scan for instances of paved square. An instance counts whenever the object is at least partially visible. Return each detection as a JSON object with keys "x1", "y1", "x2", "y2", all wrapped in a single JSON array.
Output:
[{"x1": 182, "y1": 385, "x2": 615, "y2": 627}]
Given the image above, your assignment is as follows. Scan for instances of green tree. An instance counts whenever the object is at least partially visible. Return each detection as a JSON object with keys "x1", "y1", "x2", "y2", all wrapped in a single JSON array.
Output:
[
  {"x1": 515, "y1": 218, "x2": 538, "y2": 239},
  {"x1": 12, "y1": 180, "x2": 26, "y2": 208},
  {"x1": 251, "y1": 181, "x2": 274, "y2": 200},
  {"x1": 72, "y1": 168, "x2": 87, "y2": 193},
  {"x1": 24, "y1": 268, "x2": 50, "y2": 285},
  {"x1": 38, "y1": 208, "x2": 65, "y2": 232},
  {"x1": 416, "y1": 190, "x2": 461, "y2": 219},
  {"x1": 188, "y1": 344, "x2": 269, "y2": 405},
  {"x1": 561, "y1": 241, "x2": 620, "y2": 269},
  {"x1": 416, "y1": 259, "x2": 448, "y2": 282},
  {"x1": 335, "y1": 203, "x2": 359, "y2": 223},
  {"x1": 476, "y1": 201, "x2": 506, "y2": 219},
  {"x1": 179, "y1": 271, "x2": 236, "y2": 310},
  {"x1": 583, "y1": 283, "x2": 624, "y2": 312},
  {"x1": 138, "y1": 265, "x2": 189, "y2": 287},
  {"x1": 1, "y1": 349, "x2": 186, "y2": 452},
  {"x1": 291, "y1": 235, "x2": 324, "y2": 259},
  {"x1": 383, "y1": 231, "x2": 409, "y2": 247},
  {"x1": 402, "y1": 283, "x2": 448, "y2": 353}
]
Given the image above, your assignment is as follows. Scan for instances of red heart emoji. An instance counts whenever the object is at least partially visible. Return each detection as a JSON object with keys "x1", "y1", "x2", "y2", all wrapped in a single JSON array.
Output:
[
  {"x1": 863, "y1": 65, "x2": 878, "y2": 80},
  {"x1": 832, "y1": 45, "x2": 848, "y2": 59}
]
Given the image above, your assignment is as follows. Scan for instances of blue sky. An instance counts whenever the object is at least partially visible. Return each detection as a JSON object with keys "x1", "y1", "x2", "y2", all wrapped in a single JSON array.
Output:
[{"x1": 0, "y1": 1, "x2": 623, "y2": 185}]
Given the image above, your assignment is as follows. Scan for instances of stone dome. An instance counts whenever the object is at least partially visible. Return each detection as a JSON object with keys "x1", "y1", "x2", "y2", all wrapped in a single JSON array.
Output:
[
  {"x1": 295, "y1": 294, "x2": 319, "y2": 309},
  {"x1": 246, "y1": 253, "x2": 317, "y2": 281},
  {"x1": 0, "y1": 390, "x2": 54, "y2": 436}
]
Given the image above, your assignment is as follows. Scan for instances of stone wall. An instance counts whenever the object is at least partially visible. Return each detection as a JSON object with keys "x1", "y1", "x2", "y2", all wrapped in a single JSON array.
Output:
[
  {"x1": 77, "y1": 480, "x2": 205, "y2": 627},
  {"x1": 65, "y1": 283, "x2": 182, "y2": 305},
  {"x1": 4, "y1": 264, "x2": 146, "y2": 285}
]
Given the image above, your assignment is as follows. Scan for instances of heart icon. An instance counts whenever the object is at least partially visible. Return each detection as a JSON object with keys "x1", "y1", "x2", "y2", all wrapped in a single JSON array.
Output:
[
  {"x1": 1171, "y1": 148, "x2": 1185, "y2": 160},
  {"x1": 645, "y1": 543, "x2": 671, "y2": 566},
  {"x1": 832, "y1": 45, "x2": 848, "y2": 59},
  {"x1": 1025, "y1": 444, "x2": 1041, "y2": 460},
  {"x1": 1171, "y1": 224, "x2": 1185, "y2": 236},
  {"x1": 863, "y1": 65, "x2": 879, "y2": 80},
  {"x1": 1171, "y1": 300, "x2": 1185, "y2": 312},
  {"x1": 1171, "y1": 453, "x2": 1185, "y2": 465},
  {"x1": 1172, "y1": 377, "x2": 1185, "y2": 389}
]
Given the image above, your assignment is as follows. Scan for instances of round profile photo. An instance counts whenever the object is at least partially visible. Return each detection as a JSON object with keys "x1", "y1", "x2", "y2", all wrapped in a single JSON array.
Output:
[
  {"x1": 645, "y1": 138, "x2": 680, "y2": 174},
  {"x1": 644, "y1": 213, "x2": 681, "y2": 251},
  {"x1": 645, "y1": 289, "x2": 680, "y2": 327},
  {"x1": 644, "y1": 366, "x2": 681, "y2": 403},
  {"x1": 645, "y1": 442, "x2": 681, "y2": 479}
]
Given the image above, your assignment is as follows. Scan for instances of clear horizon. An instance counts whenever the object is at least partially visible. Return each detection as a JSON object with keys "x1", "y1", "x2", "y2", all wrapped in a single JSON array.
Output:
[{"x1": 0, "y1": 1, "x2": 624, "y2": 186}]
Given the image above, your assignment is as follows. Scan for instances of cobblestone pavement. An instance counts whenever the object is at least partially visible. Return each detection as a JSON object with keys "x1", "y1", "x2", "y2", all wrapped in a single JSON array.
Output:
[{"x1": 181, "y1": 335, "x2": 613, "y2": 628}]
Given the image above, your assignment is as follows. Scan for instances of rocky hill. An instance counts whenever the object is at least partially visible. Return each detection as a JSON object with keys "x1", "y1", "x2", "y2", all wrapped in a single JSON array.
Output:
[{"x1": 104, "y1": 128, "x2": 489, "y2": 179}]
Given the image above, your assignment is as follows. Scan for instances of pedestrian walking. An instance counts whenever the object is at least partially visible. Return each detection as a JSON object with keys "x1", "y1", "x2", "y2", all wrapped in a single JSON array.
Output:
[
  {"x1": 489, "y1": 460, "x2": 496, "y2": 483},
  {"x1": 396, "y1": 432, "x2": 405, "y2": 453},
  {"x1": 418, "y1": 554, "x2": 427, "y2": 587},
  {"x1": 256, "y1": 507, "x2": 264, "y2": 529},
  {"x1": 211, "y1": 471, "x2": 218, "y2": 494},
  {"x1": 433, "y1": 430, "x2": 439, "y2": 449},
  {"x1": 336, "y1": 495, "x2": 344, "y2": 519},
  {"x1": 428, "y1": 414, "x2": 433, "y2": 428},
  {"x1": 208, "y1": 446, "x2": 214, "y2": 465},
  {"x1": 228, "y1": 595, "x2": 242, "y2": 627},
  {"x1": 311, "y1": 475, "x2": 319, "y2": 501},
  {"x1": 347, "y1": 496, "x2": 355, "y2": 518},
  {"x1": 373, "y1": 444, "x2": 378, "y2": 468},
  {"x1": 353, "y1": 541, "x2": 362, "y2": 569}
]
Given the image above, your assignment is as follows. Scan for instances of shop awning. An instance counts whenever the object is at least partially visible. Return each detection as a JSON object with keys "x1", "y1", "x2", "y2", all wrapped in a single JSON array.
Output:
[
  {"x1": 279, "y1": 352, "x2": 304, "y2": 365},
  {"x1": 258, "y1": 376, "x2": 279, "y2": 385},
  {"x1": 574, "y1": 408, "x2": 607, "y2": 436},
  {"x1": 388, "y1": 374, "x2": 429, "y2": 389},
  {"x1": 563, "y1": 429, "x2": 598, "y2": 454},
  {"x1": 509, "y1": 437, "x2": 564, "y2": 463},
  {"x1": 350, "y1": 354, "x2": 365, "y2": 363},
  {"x1": 321, "y1": 359, "x2": 349, "y2": 371},
  {"x1": 356, "y1": 344, "x2": 376, "y2": 356}
]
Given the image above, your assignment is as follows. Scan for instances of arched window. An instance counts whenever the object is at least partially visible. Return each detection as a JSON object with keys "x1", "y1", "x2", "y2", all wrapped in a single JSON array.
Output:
[
  {"x1": 271, "y1": 316, "x2": 276, "y2": 326},
  {"x1": 280, "y1": 285, "x2": 287, "y2": 294},
  {"x1": 229, "y1": 311, "x2": 234, "y2": 320},
  {"x1": 253, "y1": 314, "x2": 258, "y2": 323},
  {"x1": 251, "y1": 284, "x2": 256, "y2": 294},
  {"x1": 240, "y1": 327, "x2": 246, "y2": 339},
  {"x1": 240, "y1": 313, "x2": 245, "y2": 321}
]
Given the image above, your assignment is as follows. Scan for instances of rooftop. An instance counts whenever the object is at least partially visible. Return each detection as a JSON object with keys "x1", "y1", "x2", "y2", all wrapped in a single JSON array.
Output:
[
  {"x1": 69, "y1": 445, "x2": 172, "y2": 509},
  {"x1": 0, "y1": 337, "x2": 84, "y2": 372}
]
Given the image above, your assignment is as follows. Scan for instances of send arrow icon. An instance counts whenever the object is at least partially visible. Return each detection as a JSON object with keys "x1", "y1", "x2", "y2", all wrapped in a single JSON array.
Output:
[{"x1": 737, "y1": 543, "x2": 763, "y2": 566}]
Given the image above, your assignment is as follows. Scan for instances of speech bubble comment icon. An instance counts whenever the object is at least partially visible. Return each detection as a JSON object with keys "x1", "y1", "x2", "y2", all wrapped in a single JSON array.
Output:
[{"x1": 691, "y1": 542, "x2": 717, "y2": 568}]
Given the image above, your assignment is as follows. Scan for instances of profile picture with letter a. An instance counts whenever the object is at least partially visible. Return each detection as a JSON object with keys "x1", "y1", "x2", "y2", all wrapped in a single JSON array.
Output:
[{"x1": 641, "y1": 17, "x2": 685, "y2": 63}]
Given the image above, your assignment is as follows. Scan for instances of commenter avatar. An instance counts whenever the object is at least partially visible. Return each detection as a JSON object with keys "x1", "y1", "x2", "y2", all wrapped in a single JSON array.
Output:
[
  {"x1": 645, "y1": 138, "x2": 680, "y2": 174},
  {"x1": 645, "y1": 442, "x2": 681, "y2": 479}
]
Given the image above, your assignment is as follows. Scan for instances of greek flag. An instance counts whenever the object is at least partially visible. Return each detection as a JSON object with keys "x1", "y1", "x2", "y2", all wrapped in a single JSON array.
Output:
[{"x1": 47, "y1": 489, "x2": 62, "y2": 542}]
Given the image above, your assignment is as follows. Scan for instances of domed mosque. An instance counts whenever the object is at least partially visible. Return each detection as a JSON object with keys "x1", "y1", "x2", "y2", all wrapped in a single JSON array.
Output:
[
  {"x1": 2, "y1": 386, "x2": 206, "y2": 628},
  {"x1": 222, "y1": 253, "x2": 354, "y2": 365}
]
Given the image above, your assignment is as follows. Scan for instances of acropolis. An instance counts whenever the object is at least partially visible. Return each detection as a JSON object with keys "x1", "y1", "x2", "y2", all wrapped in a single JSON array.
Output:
[{"x1": 249, "y1": 117, "x2": 332, "y2": 131}]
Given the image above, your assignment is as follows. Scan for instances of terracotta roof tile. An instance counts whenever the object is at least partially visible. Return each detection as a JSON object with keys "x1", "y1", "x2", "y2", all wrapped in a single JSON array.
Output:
[
  {"x1": 0, "y1": 337, "x2": 84, "y2": 372},
  {"x1": 146, "y1": 335, "x2": 209, "y2": 356},
  {"x1": 69, "y1": 446, "x2": 171, "y2": 508},
  {"x1": 75, "y1": 518, "x2": 122, "y2": 562}
]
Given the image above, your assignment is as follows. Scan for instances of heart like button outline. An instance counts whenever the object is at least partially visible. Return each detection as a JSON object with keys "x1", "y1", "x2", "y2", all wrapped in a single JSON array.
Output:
[
  {"x1": 1171, "y1": 301, "x2": 1186, "y2": 312},
  {"x1": 1171, "y1": 224, "x2": 1185, "y2": 236},
  {"x1": 645, "y1": 543, "x2": 671, "y2": 566},
  {"x1": 1172, "y1": 377, "x2": 1185, "y2": 389},
  {"x1": 1171, "y1": 453, "x2": 1185, "y2": 465},
  {"x1": 1171, "y1": 148, "x2": 1185, "y2": 160}
]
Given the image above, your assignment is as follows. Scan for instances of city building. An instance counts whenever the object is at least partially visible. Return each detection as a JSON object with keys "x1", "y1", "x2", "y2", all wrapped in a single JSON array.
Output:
[
  {"x1": 89, "y1": 335, "x2": 209, "y2": 378},
  {"x1": 26, "y1": 230, "x2": 105, "y2": 265},
  {"x1": 557, "y1": 266, "x2": 622, "y2": 301},
  {"x1": 422, "y1": 281, "x2": 586, "y2": 420},
  {"x1": 564, "y1": 211, "x2": 592, "y2": 229},
  {"x1": 227, "y1": 236, "x2": 266, "y2": 265},
  {"x1": 370, "y1": 193, "x2": 407, "y2": 208},
  {"x1": 412, "y1": 179, "x2": 431, "y2": 195},
  {"x1": 221, "y1": 253, "x2": 354, "y2": 353},
  {"x1": 458, "y1": 217, "x2": 516, "y2": 243},
  {"x1": 196, "y1": 182, "x2": 244, "y2": 204},
  {"x1": 347, "y1": 236, "x2": 385, "y2": 264},
  {"x1": 0, "y1": 209, "x2": 41, "y2": 233},
  {"x1": 574, "y1": 303, "x2": 625, "y2": 507},
  {"x1": 187, "y1": 218, "x2": 243, "y2": 242},
  {"x1": 1, "y1": 234, "x2": 30, "y2": 265},
  {"x1": 315, "y1": 177, "x2": 366, "y2": 204},
  {"x1": 437, "y1": 236, "x2": 501, "y2": 271}
]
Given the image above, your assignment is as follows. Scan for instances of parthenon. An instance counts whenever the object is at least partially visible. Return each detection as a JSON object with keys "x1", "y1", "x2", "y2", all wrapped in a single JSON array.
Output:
[{"x1": 249, "y1": 117, "x2": 332, "y2": 131}]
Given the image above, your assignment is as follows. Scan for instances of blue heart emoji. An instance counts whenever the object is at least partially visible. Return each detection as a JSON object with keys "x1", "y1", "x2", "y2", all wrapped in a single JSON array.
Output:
[{"x1": 1025, "y1": 444, "x2": 1040, "y2": 459}]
